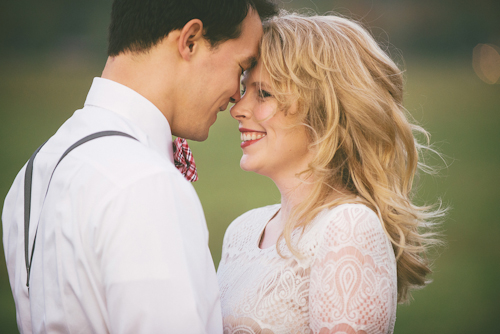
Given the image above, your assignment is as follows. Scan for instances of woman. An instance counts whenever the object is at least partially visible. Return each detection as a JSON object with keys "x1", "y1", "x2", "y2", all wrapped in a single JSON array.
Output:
[{"x1": 217, "y1": 12, "x2": 444, "y2": 334}]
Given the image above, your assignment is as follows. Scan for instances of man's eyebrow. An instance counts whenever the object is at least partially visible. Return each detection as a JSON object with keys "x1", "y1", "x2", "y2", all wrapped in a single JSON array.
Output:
[{"x1": 243, "y1": 56, "x2": 258, "y2": 71}]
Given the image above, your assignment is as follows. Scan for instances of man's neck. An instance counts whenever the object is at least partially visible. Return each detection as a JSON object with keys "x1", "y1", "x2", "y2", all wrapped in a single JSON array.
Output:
[{"x1": 101, "y1": 51, "x2": 176, "y2": 125}]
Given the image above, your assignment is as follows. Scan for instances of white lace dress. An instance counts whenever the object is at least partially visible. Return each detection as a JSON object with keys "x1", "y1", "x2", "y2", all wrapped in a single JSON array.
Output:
[{"x1": 217, "y1": 203, "x2": 397, "y2": 334}]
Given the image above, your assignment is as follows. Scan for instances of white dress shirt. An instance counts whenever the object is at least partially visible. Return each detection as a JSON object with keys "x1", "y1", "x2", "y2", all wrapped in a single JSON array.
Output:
[{"x1": 2, "y1": 78, "x2": 222, "y2": 333}]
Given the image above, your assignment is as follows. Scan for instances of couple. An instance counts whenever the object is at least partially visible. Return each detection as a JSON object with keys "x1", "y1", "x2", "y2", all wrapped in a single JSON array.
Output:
[{"x1": 2, "y1": 0, "x2": 442, "y2": 333}]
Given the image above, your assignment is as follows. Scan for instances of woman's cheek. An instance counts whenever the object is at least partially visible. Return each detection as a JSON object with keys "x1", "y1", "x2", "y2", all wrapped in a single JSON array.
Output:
[{"x1": 254, "y1": 103, "x2": 276, "y2": 121}]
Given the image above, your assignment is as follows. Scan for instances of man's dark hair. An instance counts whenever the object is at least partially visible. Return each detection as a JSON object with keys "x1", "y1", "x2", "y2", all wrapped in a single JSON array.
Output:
[{"x1": 108, "y1": 0, "x2": 278, "y2": 56}]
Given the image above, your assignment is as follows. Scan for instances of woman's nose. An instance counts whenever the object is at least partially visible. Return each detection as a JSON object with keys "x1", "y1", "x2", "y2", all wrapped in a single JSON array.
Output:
[{"x1": 230, "y1": 97, "x2": 252, "y2": 121}]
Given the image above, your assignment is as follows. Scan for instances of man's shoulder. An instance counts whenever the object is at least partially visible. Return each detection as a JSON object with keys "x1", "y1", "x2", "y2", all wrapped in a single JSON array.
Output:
[
  {"x1": 67, "y1": 135, "x2": 179, "y2": 189},
  {"x1": 40, "y1": 108, "x2": 180, "y2": 189}
]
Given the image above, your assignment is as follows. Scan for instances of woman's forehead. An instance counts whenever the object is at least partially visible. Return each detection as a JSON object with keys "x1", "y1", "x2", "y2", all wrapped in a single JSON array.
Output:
[{"x1": 242, "y1": 63, "x2": 271, "y2": 88}]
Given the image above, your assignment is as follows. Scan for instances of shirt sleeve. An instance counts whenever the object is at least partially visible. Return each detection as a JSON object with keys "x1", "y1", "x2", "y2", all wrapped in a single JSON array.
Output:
[
  {"x1": 308, "y1": 205, "x2": 397, "y2": 334},
  {"x1": 95, "y1": 170, "x2": 206, "y2": 334}
]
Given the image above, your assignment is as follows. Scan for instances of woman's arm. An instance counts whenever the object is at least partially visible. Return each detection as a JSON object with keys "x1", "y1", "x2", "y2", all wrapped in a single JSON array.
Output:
[{"x1": 309, "y1": 205, "x2": 397, "y2": 334}]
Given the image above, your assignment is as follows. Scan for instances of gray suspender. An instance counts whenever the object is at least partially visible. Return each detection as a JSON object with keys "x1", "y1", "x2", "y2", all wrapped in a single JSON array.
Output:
[{"x1": 24, "y1": 131, "x2": 137, "y2": 289}]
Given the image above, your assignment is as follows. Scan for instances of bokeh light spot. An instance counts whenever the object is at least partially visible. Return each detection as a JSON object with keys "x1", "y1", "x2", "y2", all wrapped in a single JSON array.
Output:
[{"x1": 472, "y1": 43, "x2": 500, "y2": 84}]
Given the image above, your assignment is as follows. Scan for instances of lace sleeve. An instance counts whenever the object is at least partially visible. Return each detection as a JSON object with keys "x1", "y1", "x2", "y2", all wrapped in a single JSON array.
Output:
[{"x1": 309, "y1": 205, "x2": 397, "y2": 334}]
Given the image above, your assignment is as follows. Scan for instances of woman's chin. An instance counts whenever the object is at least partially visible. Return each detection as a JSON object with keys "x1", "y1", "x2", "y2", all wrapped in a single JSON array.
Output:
[
  {"x1": 239, "y1": 161, "x2": 253, "y2": 172},
  {"x1": 240, "y1": 157, "x2": 260, "y2": 173}
]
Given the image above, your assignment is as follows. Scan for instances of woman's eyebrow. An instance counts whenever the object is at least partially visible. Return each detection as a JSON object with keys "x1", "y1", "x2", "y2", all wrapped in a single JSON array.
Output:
[
  {"x1": 242, "y1": 56, "x2": 258, "y2": 71},
  {"x1": 252, "y1": 81, "x2": 271, "y2": 90},
  {"x1": 240, "y1": 79, "x2": 272, "y2": 91}
]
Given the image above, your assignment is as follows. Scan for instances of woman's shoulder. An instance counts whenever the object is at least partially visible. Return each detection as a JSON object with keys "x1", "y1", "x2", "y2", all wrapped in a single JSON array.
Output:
[
  {"x1": 311, "y1": 203, "x2": 394, "y2": 258},
  {"x1": 300, "y1": 203, "x2": 388, "y2": 254},
  {"x1": 318, "y1": 203, "x2": 381, "y2": 229},
  {"x1": 230, "y1": 203, "x2": 281, "y2": 226},
  {"x1": 224, "y1": 204, "x2": 281, "y2": 239}
]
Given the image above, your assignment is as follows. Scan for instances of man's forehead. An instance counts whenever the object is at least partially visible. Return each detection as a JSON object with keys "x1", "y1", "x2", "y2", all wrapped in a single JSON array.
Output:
[
  {"x1": 243, "y1": 56, "x2": 259, "y2": 71},
  {"x1": 237, "y1": 7, "x2": 263, "y2": 67}
]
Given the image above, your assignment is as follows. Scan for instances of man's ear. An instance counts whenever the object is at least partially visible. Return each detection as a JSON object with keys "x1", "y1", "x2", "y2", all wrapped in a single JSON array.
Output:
[{"x1": 178, "y1": 19, "x2": 204, "y2": 61}]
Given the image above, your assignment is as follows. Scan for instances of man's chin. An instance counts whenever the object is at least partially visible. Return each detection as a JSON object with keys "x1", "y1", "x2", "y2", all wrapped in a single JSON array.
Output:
[{"x1": 183, "y1": 130, "x2": 209, "y2": 142}]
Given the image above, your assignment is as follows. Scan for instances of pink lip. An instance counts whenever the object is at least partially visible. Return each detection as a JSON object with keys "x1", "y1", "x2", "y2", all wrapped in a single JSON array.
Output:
[
  {"x1": 241, "y1": 138, "x2": 264, "y2": 148},
  {"x1": 239, "y1": 128, "x2": 266, "y2": 133},
  {"x1": 239, "y1": 128, "x2": 267, "y2": 148}
]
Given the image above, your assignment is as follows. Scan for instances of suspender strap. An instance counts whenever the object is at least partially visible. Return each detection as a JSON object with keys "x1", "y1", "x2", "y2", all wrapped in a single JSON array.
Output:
[
  {"x1": 24, "y1": 131, "x2": 137, "y2": 289},
  {"x1": 24, "y1": 142, "x2": 47, "y2": 276}
]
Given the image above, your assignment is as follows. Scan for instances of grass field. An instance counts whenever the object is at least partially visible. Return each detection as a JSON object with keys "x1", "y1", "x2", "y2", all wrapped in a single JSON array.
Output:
[{"x1": 0, "y1": 56, "x2": 499, "y2": 333}]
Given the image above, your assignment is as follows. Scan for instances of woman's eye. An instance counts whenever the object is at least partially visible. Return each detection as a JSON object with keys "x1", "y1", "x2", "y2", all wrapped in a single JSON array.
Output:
[
  {"x1": 258, "y1": 90, "x2": 272, "y2": 99},
  {"x1": 240, "y1": 86, "x2": 246, "y2": 96}
]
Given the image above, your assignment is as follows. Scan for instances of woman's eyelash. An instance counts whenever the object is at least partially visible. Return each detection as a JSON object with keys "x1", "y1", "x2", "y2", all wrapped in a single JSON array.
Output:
[
  {"x1": 239, "y1": 87, "x2": 272, "y2": 98},
  {"x1": 258, "y1": 90, "x2": 272, "y2": 98}
]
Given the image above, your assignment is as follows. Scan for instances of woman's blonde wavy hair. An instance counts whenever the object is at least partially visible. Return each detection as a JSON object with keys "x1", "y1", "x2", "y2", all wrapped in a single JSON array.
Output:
[{"x1": 260, "y1": 12, "x2": 445, "y2": 303}]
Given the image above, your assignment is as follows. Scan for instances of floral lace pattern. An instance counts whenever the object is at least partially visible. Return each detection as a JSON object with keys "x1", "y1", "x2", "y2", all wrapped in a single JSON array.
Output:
[{"x1": 217, "y1": 204, "x2": 397, "y2": 334}]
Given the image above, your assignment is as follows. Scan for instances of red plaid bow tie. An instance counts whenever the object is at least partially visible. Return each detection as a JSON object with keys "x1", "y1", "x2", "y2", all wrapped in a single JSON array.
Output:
[{"x1": 173, "y1": 137, "x2": 198, "y2": 182}]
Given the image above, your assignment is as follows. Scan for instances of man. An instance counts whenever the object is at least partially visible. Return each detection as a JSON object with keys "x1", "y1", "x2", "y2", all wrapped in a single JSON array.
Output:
[{"x1": 2, "y1": 0, "x2": 277, "y2": 332}]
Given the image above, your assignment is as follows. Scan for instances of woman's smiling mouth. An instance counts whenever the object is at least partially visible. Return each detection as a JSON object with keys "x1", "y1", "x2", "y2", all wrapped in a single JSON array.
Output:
[{"x1": 239, "y1": 128, "x2": 267, "y2": 148}]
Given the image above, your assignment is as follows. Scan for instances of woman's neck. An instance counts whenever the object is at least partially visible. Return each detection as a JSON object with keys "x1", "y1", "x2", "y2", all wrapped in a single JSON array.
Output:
[
  {"x1": 273, "y1": 172, "x2": 350, "y2": 226},
  {"x1": 260, "y1": 170, "x2": 349, "y2": 249},
  {"x1": 258, "y1": 171, "x2": 314, "y2": 249},
  {"x1": 272, "y1": 170, "x2": 316, "y2": 225}
]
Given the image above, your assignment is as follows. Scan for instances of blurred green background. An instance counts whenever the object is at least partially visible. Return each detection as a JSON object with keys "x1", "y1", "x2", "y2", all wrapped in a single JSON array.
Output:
[{"x1": 1, "y1": 0, "x2": 499, "y2": 333}]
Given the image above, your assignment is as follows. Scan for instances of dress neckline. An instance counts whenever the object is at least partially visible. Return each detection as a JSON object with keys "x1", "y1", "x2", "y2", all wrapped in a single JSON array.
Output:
[{"x1": 256, "y1": 205, "x2": 281, "y2": 251}]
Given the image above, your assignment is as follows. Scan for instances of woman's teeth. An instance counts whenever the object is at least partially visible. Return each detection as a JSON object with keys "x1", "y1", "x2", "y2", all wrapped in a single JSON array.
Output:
[{"x1": 241, "y1": 132, "x2": 266, "y2": 142}]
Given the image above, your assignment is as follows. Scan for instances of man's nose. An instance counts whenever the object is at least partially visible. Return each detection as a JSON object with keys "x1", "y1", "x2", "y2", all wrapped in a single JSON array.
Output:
[{"x1": 229, "y1": 83, "x2": 242, "y2": 103}]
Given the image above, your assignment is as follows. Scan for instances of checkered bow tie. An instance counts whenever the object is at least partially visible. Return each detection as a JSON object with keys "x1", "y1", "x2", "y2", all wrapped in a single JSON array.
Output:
[{"x1": 173, "y1": 137, "x2": 198, "y2": 182}]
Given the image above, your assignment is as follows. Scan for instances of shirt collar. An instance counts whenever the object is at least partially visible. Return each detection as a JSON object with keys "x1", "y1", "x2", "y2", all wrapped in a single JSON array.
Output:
[{"x1": 84, "y1": 77, "x2": 174, "y2": 164}]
